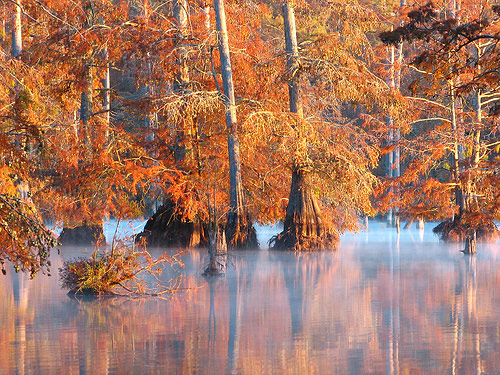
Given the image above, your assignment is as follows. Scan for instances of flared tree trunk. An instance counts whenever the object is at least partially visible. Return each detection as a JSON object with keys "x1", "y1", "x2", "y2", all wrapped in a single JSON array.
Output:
[
  {"x1": 271, "y1": 1, "x2": 337, "y2": 251},
  {"x1": 271, "y1": 170, "x2": 337, "y2": 250},
  {"x1": 214, "y1": 0, "x2": 257, "y2": 249},
  {"x1": 139, "y1": 1, "x2": 210, "y2": 249},
  {"x1": 135, "y1": 200, "x2": 208, "y2": 248}
]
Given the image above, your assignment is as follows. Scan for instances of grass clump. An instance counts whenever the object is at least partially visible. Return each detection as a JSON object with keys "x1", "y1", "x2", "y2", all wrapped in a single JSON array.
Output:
[{"x1": 59, "y1": 243, "x2": 183, "y2": 297}]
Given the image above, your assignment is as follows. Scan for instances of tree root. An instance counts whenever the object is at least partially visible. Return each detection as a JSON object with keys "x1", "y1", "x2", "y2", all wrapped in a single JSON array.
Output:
[
  {"x1": 136, "y1": 199, "x2": 208, "y2": 248},
  {"x1": 269, "y1": 228, "x2": 339, "y2": 251},
  {"x1": 225, "y1": 212, "x2": 258, "y2": 250},
  {"x1": 433, "y1": 215, "x2": 499, "y2": 242},
  {"x1": 59, "y1": 224, "x2": 104, "y2": 246}
]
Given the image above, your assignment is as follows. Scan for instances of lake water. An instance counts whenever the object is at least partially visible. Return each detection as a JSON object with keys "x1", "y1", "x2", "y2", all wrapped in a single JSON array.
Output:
[{"x1": 2, "y1": 221, "x2": 500, "y2": 374}]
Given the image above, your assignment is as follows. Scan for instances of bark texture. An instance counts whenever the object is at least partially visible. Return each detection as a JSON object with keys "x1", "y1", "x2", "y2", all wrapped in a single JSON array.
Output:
[
  {"x1": 214, "y1": 0, "x2": 257, "y2": 249},
  {"x1": 271, "y1": 1, "x2": 335, "y2": 251},
  {"x1": 270, "y1": 170, "x2": 338, "y2": 251},
  {"x1": 12, "y1": 0, "x2": 22, "y2": 58}
]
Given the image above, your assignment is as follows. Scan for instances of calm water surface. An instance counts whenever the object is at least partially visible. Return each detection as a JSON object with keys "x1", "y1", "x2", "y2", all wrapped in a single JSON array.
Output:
[{"x1": 2, "y1": 222, "x2": 500, "y2": 374}]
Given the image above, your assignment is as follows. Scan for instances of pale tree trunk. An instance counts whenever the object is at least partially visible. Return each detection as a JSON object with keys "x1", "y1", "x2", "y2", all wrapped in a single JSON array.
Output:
[
  {"x1": 386, "y1": 40, "x2": 395, "y2": 227},
  {"x1": 173, "y1": 0, "x2": 189, "y2": 89},
  {"x1": 449, "y1": 0, "x2": 460, "y2": 19},
  {"x1": 417, "y1": 217, "x2": 424, "y2": 230},
  {"x1": 103, "y1": 50, "x2": 110, "y2": 140},
  {"x1": 469, "y1": 42, "x2": 483, "y2": 213},
  {"x1": 271, "y1": 0, "x2": 336, "y2": 251},
  {"x1": 450, "y1": 80, "x2": 463, "y2": 216},
  {"x1": 386, "y1": 1, "x2": 405, "y2": 228},
  {"x1": 100, "y1": 13, "x2": 110, "y2": 142},
  {"x1": 283, "y1": 1, "x2": 302, "y2": 117},
  {"x1": 173, "y1": 0, "x2": 189, "y2": 164},
  {"x1": 214, "y1": 0, "x2": 257, "y2": 249},
  {"x1": 462, "y1": 43, "x2": 484, "y2": 251},
  {"x1": 12, "y1": 0, "x2": 22, "y2": 58},
  {"x1": 450, "y1": 0, "x2": 464, "y2": 219},
  {"x1": 11, "y1": 0, "x2": 31, "y2": 201},
  {"x1": 202, "y1": 5, "x2": 211, "y2": 30}
]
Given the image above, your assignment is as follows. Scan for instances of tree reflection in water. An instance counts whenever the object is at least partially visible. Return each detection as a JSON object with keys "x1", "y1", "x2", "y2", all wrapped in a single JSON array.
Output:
[{"x1": 1, "y1": 225, "x2": 500, "y2": 373}]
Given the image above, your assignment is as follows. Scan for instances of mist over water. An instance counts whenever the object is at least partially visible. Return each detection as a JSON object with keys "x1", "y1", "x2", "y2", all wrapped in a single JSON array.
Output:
[{"x1": 2, "y1": 221, "x2": 500, "y2": 374}]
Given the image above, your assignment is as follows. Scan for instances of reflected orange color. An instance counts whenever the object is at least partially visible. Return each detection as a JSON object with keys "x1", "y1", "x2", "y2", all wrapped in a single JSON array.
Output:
[{"x1": 0, "y1": 237, "x2": 500, "y2": 374}]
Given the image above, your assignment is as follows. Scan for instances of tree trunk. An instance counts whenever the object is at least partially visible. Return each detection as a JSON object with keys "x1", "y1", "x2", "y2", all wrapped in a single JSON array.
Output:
[
  {"x1": 271, "y1": 169, "x2": 337, "y2": 250},
  {"x1": 80, "y1": 57, "x2": 94, "y2": 143},
  {"x1": 435, "y1": 40, "x2": 499, "y2": 246},
  {"x1": 386, "y1": 36, "x2": 395, "y2": 227},
  {"x1": 386, "y1": 3, "x2": 404, "y2": 227},
  {"x1": 450, "y1": 80, "x2": 464, "y2": 217},
  {"x1": 203, "y1": 225, "x2": 227, "y2": 276},
  {"x1": 103, "y1": 47, "x2": 110, "y2": 141},
  {"x1": 60, "y1": 61, "x2": 104, "y2": 245},
  {"x1": 462, "y1": 232, "x2": 477, "y2": 255},
  {"x1": 173, "y1": 0, "x2": 189, "y2": 90},
  {"x1": 61, "y1": 1, "x2": 103, "y2": 246},
  {"x1": 59, "y1": 224, "x2": 104, "y2": 246},
  {"x1": 173, "y1": 0, "x2": 189, "y2": 164},
  {"x1": 403, "y1": 218, "x2": 413, "y2": 230},
  {"x1": 135, "y1": 200, "x2": 208, "y2": 248},
  {"x1": 139, "y1": 2, "x2": 212, "y2": 249},
  {"x1": 270, "y1": 1, "x2": 337, "y2": 251},
  {"x1": 12, "y1": 0, "x2": 22, "y2": 58},
  {"x1": 417, "y1": 217, "x2": 424, "y2": 230},
  {"x1": 214, "y1": 0, "x2": 257, "y2": 249},
  {"x1": 283, "y1": 1, "x2": 302, "y2": 117},
  {"x1": 11, "y1": 0, "x2": 30, "y2": 201}
]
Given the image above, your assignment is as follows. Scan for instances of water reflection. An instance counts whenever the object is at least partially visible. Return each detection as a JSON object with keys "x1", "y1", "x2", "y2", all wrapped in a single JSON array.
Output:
[{"x1": 1, "y1": 223, "x2": 500, "y2": 374}]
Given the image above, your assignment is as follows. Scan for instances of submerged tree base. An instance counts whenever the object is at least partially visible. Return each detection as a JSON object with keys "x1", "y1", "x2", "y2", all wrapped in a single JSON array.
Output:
[
  {"x1": 433, "y1": 216, "x2": 499, "y2": 242},
  {"x1": 203, "y1": 225, "x2": 228, "y2": 276},
  {"x1": 270, "y1": 169, "x2": 339, "y2": 251},
  {"x1": 59, "y1": 224, "x2": 104, "y2": 246},
  {"x1": 270, "y1": 229, "x2": 339, "y2": 251},
  {"x1": 225, "y1": 212, "x2": 258, "y2": 250},
  {"x1": 202, "y1": 251, "x2": 228, "y2": 276},
  {"x1": 462, "y1": 233, "x2": 477, "y2": 255},
  {"x1": 136, "y1": 199, "x2": 208, "y2": 248}
]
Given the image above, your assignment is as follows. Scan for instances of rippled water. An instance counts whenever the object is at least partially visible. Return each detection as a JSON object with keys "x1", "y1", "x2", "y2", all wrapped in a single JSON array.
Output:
[{"x1": 2, "y1": 221, "x2": 500, "y2": 374}]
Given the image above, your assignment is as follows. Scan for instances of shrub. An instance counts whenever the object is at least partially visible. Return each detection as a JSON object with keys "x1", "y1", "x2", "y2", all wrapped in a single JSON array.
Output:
[{"x1": 59, "y1": 243, "x2": 183, "y2": 296}]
